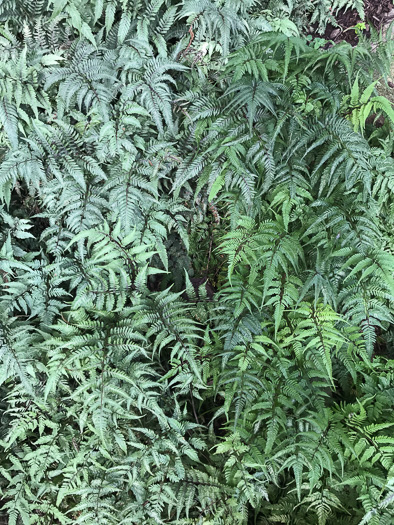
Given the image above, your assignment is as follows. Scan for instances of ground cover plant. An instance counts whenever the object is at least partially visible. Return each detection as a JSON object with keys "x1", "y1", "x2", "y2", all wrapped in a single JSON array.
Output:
[{"x1": 0, "y1": 1, "x2": 394, "y2": 524}]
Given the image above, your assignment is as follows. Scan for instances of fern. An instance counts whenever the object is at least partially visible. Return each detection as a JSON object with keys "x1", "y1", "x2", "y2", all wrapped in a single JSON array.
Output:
[{"x1": 0, "y1": 1, "x2": 394, "y2": 524}]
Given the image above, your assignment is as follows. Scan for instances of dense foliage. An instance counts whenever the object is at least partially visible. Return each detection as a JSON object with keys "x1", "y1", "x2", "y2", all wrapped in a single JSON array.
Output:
[{"x1": 0, "y1": 1, "x2": 394, "y2": 523}]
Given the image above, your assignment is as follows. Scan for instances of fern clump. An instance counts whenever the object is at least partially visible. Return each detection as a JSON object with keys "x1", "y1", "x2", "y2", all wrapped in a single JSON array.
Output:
[{"x1": 0, "y1": 1, "x2": 394, "y2": 524}]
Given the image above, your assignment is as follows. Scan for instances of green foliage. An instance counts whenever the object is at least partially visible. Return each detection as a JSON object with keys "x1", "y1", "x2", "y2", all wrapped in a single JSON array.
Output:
[
  {"x1": 343, "y1": 76, "x2": 394, "y2": 134},
  {"x1": 0, "y1": 1, "x2": 394, "y2": 524}
]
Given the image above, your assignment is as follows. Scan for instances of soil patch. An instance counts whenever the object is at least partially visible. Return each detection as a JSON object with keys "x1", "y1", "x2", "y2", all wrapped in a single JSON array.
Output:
[{"x1": 317, "y1": 0, "x2": 394, "y2": 45}]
